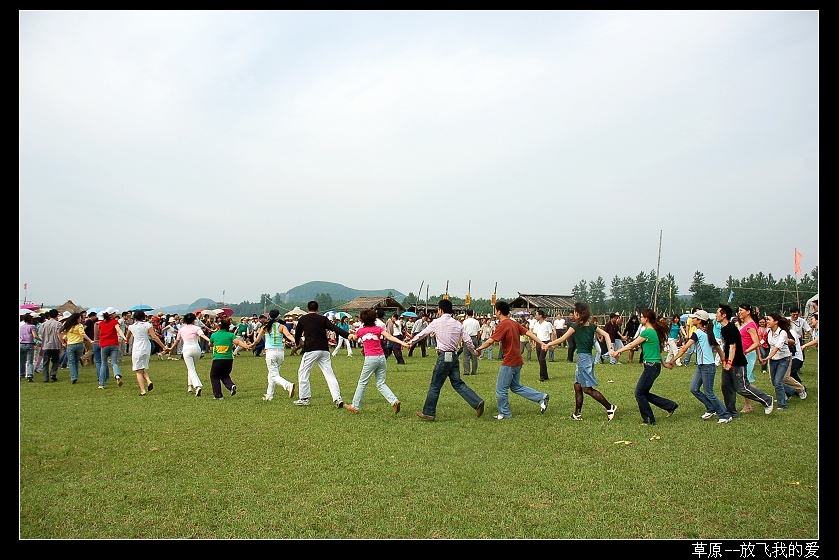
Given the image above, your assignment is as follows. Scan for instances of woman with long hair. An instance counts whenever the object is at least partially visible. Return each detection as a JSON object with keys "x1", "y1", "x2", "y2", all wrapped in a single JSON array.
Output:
[
  {"x1": 251, "y1": 309, "x2": 297, "y2": 402},
  {"x1": 736, "y1": 304, "x2": 760, "y2": 413},
  {"x1": 665, "y1": 310, "x2": 732, "y2": 423},
  {"x1": 543, "y1": 302, "x2": 617, "y2": 421},
  {"x1": 757, "y1": 316, "x2": 770, "y2": 373},
  {"x1": 613, "y1": 308, "x2": 678, "y2": 425},
  {"x1": 61, "y1": 312, "x2": 94, "y2": 384},
  {"x1": 665, "y1": 315, "x2": 683, "y2": 366},
  {"x1": 171, "y1": 312, "x2": 212, "y2": 397},
  {"x1": 759, "y1": 313, "x2": 795, "y2": 411}
]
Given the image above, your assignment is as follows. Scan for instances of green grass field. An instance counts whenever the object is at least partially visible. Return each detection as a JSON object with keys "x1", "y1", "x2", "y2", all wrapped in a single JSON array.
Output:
[{"x1": 19, "y1": 345, "x2": 818, "y2": 539}]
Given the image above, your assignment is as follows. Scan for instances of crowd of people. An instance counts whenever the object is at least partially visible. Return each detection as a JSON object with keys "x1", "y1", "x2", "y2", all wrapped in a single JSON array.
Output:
[{"x1": 20, "y1": 298, "x2": 817, "y2": 424}]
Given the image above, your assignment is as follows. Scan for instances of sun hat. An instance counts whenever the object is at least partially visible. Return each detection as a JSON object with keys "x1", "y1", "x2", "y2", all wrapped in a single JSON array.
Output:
[
  {"x1": 168, "y1": 317, "x2": 176, "y2": 323},
  {"x1": 104, "y1": 306, "x2": 118, "y2": 315},
  {"x1": 688, "y1": 310, "x2": 710, "y2": 321}
]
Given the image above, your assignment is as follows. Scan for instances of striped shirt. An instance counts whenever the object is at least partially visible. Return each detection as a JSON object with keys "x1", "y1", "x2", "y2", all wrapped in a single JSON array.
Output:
[{"x1": 410, "y1": 313, "x2": 476, "y2": 354}]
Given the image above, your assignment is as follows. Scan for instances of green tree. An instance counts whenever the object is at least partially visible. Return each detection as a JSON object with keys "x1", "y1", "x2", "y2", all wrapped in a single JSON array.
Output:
[
  {"x1": 589, "y1": 277, "x2": 607, "y2": 315},
  {"x1": 572, "y1": 279, "x2": 589, "y2": 304},
  {"x1": 314, "y1": 292, "x2": 334, "y2": 311},
  {"x1": 689, "y1": 271, "x2": 723, "y2": 310}
]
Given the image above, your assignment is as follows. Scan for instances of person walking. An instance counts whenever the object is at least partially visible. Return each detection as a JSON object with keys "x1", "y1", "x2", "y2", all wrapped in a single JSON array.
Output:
[
  {"x1": 39, "y1": 309, "x2": 65, "y2": 383},
  {"x1": 717, "y1": 305, "x2": 774, "y2": 417},
  {"x1": 292, "y1": 300, "x2": 351, "y2": 409},
  {"x1": 332, "y1": 316, "x2": 354, "y2": 357},
  {"x1": 665, "y1": 315, "x2": 683, "y2": 366},
  {"x1": 461, "y1": 309, "x2": 481, "y2": 375},
  {"x1": 758, "y1": 313, "x2": 795, "y2": 411},
  {"x1": 531, "y1": 309, "x2": 555, "y2": 382},
  {"x1": 61, "y1": 312, "x2": 94, "y2": 384},
  {"x1": 612, "y1": 309, "x2": 678, "y2": 425},
  {"x1": 623, "y1": 314, "x2": 641, "y2": 364},
  {"x1": 20, "y1": 313, "x2": 41, "y2": 381},
  {"x1": 208, "y1": 313, "x2": 252, "y2": 400},
  {"x1": 98, "y1": 307, "x2": 128, "y2": 389},
  {"x1": 406, "y1": 299, "x2": 485, "y2": 422},
  {"x1": 664, "y1": 310, "x2": 732, "y2": 423},
  {"x1": 604, "y1": 313, "x2": 627, "y2": 365},
  {"x1": 408, "y1": 313, "x2": 429, "y2": 357},
  {"x1": 345, "y1": 308, "x2": 409, "y2": 414},
  {"x1": 543, "y1": 302, "x2": 617, "y2": 421},
  {"x1": 736, "y1": 304, "x2": 761, "y2": 414},
  {"x1": 251, "y1": 309, "x2": 297, "y2": 402},
  {"x1": 474, "y1": 300, "x2": 549, "y2": 420},
  {"x1": 171, "y1": 312, "x2": 212, "y2": 396},
  {"x1": 125, "y1": 310, "x2": 168, "y2": 396}
]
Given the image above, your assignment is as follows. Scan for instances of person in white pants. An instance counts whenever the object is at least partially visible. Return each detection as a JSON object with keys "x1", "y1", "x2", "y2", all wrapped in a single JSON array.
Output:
[
  {"x1": 332, "y1": 317, "x2": 353, "y2": 357},
  {"x1": 172, "y1": 313, "x2": 212, "y2": 396},
  {"x1": 251, "y1": 310, "x2": 296, "y2": 401}
]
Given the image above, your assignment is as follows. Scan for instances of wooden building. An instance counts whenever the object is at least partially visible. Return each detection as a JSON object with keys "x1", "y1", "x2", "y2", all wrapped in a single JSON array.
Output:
[
  {"x1": 507, "y1": 294, "x2": 577, "y2": 318},
  {"x1": 340, "y1": 296, "x2": 406, "y2": 316}
]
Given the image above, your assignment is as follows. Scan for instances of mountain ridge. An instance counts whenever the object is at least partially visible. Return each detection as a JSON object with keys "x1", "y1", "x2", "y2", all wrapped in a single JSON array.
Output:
[{"x1": 155, "y1": 283, "x2": 405, "y2": 315}]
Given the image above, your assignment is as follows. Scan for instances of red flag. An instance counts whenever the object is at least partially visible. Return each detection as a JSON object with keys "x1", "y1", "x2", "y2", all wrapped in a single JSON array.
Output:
[{"x1": 794, "y1": 249, "x2": 802, "y2": 275}]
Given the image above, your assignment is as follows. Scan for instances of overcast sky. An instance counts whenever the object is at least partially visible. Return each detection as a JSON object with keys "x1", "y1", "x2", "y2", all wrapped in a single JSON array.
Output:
[{"x1": 19, "y1": 10, "x2": 819, "y2": 312}]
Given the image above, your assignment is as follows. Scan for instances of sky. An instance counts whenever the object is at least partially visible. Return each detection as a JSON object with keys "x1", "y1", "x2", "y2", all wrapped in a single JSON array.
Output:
[{"x1": 19, "y1": 10, "x2": 819, "y2": 312}]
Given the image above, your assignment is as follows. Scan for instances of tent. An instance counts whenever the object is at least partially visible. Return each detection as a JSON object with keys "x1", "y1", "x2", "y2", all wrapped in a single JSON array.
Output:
[{"x1": 57, "y1": 300, "x2": 86, "y2": 314}]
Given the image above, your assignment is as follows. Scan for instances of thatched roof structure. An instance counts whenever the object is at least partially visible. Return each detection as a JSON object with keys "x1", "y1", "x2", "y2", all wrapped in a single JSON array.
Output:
[
  {"x1": 508, "y1": 294, "x2": 576, "y2": 317},
  {"x1": 56, "y1": 300, "x2": 86, "y2": 314},
  {"x1": 340, "y1": 296, "x2": 406, "y2": 313}
]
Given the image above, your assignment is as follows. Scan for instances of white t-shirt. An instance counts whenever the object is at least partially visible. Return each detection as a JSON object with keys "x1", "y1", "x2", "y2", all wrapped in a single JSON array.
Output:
[{"x1": 532, "y1": 320, "x2": 554, "y2": 342}]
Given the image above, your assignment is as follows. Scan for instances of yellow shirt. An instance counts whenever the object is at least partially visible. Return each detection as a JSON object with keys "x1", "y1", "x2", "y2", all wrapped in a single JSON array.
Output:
[{"x1": 65, "y1": 324, "x2": 85, "y2": 345}]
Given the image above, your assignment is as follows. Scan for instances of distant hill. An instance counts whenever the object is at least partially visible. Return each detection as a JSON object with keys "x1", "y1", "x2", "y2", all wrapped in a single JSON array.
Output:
[
  {"x1": 157, "y1": 298, "x2": 218, "y2": 316},
  {"x1": 278, "y1": 281, "x2": 405, "y2": 304},
  {"x1": 156, "y1": 283, "x2": 405, "y2": 315}
]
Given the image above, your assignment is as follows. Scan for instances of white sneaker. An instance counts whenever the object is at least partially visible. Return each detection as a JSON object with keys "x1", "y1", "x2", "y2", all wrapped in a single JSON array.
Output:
[
  {"x1": 701, "y1": 412, "x2": 717, "y2": 420},
  {"x1": 187, "y1": 386, "x2": 193, "y2": 393},
  {"x1": 764, "y1": 397, "x2": 774, "y2": 415},
  {"x1": 540, "y1": 394, "x2": 550, "y2": 414},
  {"x1": 293, "y1": 399, "x2": 310, "y2": 406},
  {"x1": 493, "y1": 414, "x2": 509, "y2": 420},
  {"x1": 262, "y1": 394, "x2": 273, "y2": 401},
  {"x1": 799, "y1": 390, "x2": 807, "y2": 400},
  {"x1": 195, "y1": 386, "x2": 202, "y2": 397},
  {"x1": 717, "y1": 416, "x2": 732, "y2": 424},
  {"x1": 606, "y1": 405, "x2": 617, "y2": 421}
]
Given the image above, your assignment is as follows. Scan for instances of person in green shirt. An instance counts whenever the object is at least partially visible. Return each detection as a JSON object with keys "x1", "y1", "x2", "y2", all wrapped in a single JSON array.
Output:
[
  {"x1": 612, "y1": 309, "x2": 677, "y2": 425},
  {"x1": 209, "y1": 314, "x2": 252, "y2": 400}
]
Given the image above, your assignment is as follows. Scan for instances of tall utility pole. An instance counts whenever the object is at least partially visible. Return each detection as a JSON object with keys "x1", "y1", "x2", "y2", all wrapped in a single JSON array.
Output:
[{"x1": 652, "y1": 230, "x2": 662, "y2": 312}]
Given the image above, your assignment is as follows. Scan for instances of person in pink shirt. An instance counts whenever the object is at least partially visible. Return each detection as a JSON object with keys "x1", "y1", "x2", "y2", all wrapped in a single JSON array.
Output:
[
  {"x1": 171, "y1": 312, "x2": 212, "y2": 397},
  {"x1": 345, "y1": 309, "x2": 409, "y2": 414}
]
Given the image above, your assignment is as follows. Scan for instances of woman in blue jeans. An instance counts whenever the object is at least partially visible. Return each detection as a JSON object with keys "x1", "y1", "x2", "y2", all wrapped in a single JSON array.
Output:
[
  {"x1": 760, "y1": 313, "x2": 794, "y2": 410},
  {"x1": 612, "y1": 308, "x2": 676, "y2": 425},
  {"x1": 664, "y1": 310, "x2": 731, "y2": 422}
]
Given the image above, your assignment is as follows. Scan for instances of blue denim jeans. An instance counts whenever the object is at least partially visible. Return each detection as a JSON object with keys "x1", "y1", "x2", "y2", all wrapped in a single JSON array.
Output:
[
  {"x1": 66, "y1": 342, "x2": 85, "y2": 382},
  {"x1": 99, "y1": 345, "x2": 123, "y2": 386},
  {"x1": 683, "y1": 342, "x2": 696, "y2": 365},
  {"x1": 422, "y1": 352, "x2": 483, "y2": 417},
  {"x1": 689, "y1": 364, "x2": 730, "y2": 419},
  {"x1": 634, "y1": 362, "x2": 677, "y2": 424},
  {"x1": 351, "y1": 355, "x2": 398, "y2": 410},
  {"x1": 769, "y1": 357, "x2": 791, "y2": 409},
  {"x1": 20, "y1": 343, "x2": 35, "y2": 378},
  {"x1": 495, "y1": 365, "x2": 546, "y2": 418}
]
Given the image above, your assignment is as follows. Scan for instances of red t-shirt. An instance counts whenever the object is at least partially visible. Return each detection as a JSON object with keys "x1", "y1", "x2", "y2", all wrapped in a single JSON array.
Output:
[
  {"x1": 99, "y1": 318, "x2": 120, "y2": 347},
  {"x1": 493, "y1": 318, "x2": 528, "y2": 367}
]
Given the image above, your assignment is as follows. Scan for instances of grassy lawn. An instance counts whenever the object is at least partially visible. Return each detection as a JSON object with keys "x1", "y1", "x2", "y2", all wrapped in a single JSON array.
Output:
[{"x1": 19, "y1": 345, "x2": 818, "y2": 539}]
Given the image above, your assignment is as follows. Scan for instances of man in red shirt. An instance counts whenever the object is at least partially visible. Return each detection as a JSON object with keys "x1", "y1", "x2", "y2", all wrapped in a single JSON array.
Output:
[{"x1": 474, "y1": 300, "x2": 550, "y2": 420}]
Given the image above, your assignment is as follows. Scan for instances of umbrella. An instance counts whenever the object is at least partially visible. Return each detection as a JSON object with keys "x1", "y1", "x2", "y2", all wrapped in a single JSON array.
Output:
[
  {"x1": 512, "y1": 311, "x2": 531, "y2": 317},
  {"x1": 324, "y1": 311, "x2": 337, "y2": 319},
  {"x1": 20, "y1": 303, "x2": 39, "y2": 310},
  {"x1": 220, "y1": 307, "x2": 234, "y2": 317},
  {"x1": 401, "y1": 311, "x2": 418, "y2": 318},
  {"x1": 201, "y1": 309, "x2": 219, "y2": 317},
  {"x1": 129, "y1": 304, "x2": 154, "y2": 312}
]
